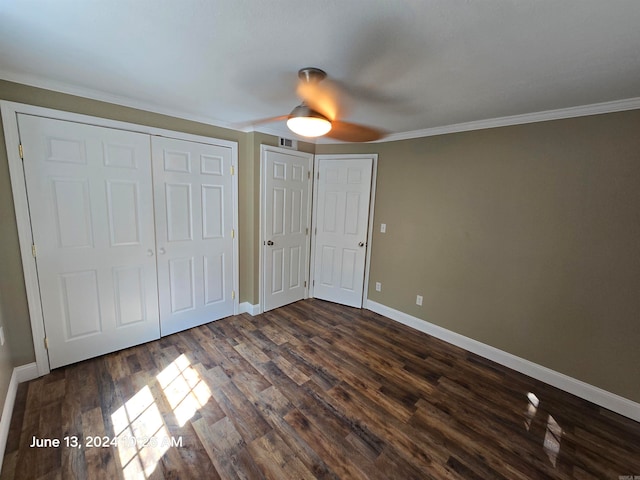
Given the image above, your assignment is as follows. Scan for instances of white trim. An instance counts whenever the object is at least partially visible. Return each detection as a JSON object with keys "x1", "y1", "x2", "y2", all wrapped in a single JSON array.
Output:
[
  {"x1": 258, "y1": 145, "x2": 264, "y2": 316},
  {"x1": 238, "y1": 302, "x2": 260, "y2": 316},
  {"x1": 0, "y1": 363, "x2": 38, "y2": 471},
  {"x1": 0, "y1": 100, "x2": 240, "y2": 147},
  {"x1": 13, "y1": 363, "x2": 38, "y2": 384},
  {"x1": 377, "y1": 97, "x2": 640, "y2": 143},
  {"x1": 1, "y1": 101, "x2": 240, "y2": 375},
  {"x1": 0, "y1": 374, "x2": 18, "y2": 471},
  {"x1": 0, "y1": 69, "x2": 238, "y2": 133},
  {"x1": 3, "y1": 70, "x2": 639, "y2": 145},
  {"x1": 231, "y1": 143, "x2": 240, "y2": 316},
  {"x1": 365, "y1": 300, "x2": 640, "y2": 423},
  {"x1": 310, "y1": 154, "x2": 378, "y2": 307},
  {"x1": 363, "y1": 155, "x2": 378, "y2": 302},
  {"x1": 1, "y1": 104, "x2": 51, "y2": 377}
]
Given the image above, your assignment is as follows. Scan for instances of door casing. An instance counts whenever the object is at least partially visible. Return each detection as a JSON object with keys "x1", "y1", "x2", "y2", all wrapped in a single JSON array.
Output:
[
  {"x1": 259, "y1": 145, "x2": 314, "y2": 313},
  {"x1": 1, "y1": 101, "x2": 239, "y2": 376},
  {"x1": 309, "y1": 154, "x2": 378, "y2": 307}
]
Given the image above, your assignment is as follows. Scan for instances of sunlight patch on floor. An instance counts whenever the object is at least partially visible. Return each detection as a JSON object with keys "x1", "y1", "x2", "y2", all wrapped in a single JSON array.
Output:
[
  {"x1": 524, "y1": 392, "x2": 539, "y2": 431},
  {"x1": 522, "y1": 392, "x2": 564, "y2": 468},
  {"x1": 544, "y1": 414, "x2": 563, "y2": 467},
  {"x1": 157, "y1": 353, "x2": 212, "y2": 427},
  {"x1": 111, "y1": 385, "x2": 170, "y2": 479}
]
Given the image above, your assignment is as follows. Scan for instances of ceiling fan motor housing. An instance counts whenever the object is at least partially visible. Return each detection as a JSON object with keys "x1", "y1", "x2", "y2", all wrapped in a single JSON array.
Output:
[{"x1": 298, "y1": 67, "x2": 327, "y2": 83}]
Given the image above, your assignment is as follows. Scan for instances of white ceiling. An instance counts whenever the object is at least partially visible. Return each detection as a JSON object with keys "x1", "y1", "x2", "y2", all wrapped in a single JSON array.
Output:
[{"x1": 1, "y1": 0, "x2": 640, "y2": 142}]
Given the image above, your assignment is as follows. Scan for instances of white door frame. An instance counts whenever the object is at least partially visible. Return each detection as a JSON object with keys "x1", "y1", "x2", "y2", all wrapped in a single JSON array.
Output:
[
  {"x1": 259, "y1": 145, "x2": 314, "y2": 314},
  {"x1": 1, "y1": 100, "x2": 239, "y2": 376},
  {"x1": 309, "y1": 153, "x2": 378, "y2": 305}
]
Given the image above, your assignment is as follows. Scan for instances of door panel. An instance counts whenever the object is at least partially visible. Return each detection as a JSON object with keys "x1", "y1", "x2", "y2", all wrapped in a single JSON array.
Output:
[
  {"x1": 169, "y1": 257, "x2": 196, "y2": 313},
  {"x1": 19, "y1": 114, "x2": 160, "y2": 369},
  {"x1": 106, "y1": 180, "x2": 142, "y2": 246},
  {"x1": 113, "y1": 265, "x2": 147, "y2": 326},
  {"x1": 153, "y1": 136, "x2": 234, "y2": 335},
  {"x1": 263, "y1": 148, "x2": 312, "y2": 312},
  {"x1": 204, "y1": 254, "x2": 225, "y2": 304},
  {"x1": 60, "y1": 270, "x2": 101, "y2": 338},
  {"x1": 165, "y1": 183, "x2": 193, "y2": 241},
  {"x1": 312, "y1": 157, "x2": 373, "y2": 308}
]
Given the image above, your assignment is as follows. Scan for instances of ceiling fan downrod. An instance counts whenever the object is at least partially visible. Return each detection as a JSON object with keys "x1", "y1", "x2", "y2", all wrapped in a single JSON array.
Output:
[{"x1": 298, "y1": 67, "x2": 327, "y2": 83}]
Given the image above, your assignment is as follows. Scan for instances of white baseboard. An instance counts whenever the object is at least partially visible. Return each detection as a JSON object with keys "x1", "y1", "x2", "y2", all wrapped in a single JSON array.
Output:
[
  {"x1": 365, "y1": 300, "x2": 640, "y2": 423},
  {"x1": 0, "y1": 362, "x2": 38, "y2": 472},
  {"x1": 238, "y1": 302, "x2": 260, "y2": 316},
  {"x1": 13, "y1": 363, "x2": 38, "y2": 384}
]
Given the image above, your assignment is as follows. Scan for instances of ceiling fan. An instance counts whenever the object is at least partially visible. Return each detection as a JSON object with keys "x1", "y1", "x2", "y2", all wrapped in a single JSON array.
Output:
[{"x1": 245, "y1": 67, "x2": 386, "y2": 142}]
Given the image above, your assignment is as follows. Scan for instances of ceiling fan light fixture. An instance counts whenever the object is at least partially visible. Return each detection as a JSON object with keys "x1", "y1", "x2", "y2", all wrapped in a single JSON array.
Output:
[{"x1": 286, "y1": 104, "x2": 332, "y2": 137}]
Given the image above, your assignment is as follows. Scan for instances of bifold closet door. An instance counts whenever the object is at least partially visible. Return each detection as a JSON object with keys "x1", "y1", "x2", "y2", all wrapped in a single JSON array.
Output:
[
  {"x1": 19, "y1": 114, "x2": 160, "y2": 369},
  {"x1": 152, "y1": 136, "x2": 235, "y2": 336}
]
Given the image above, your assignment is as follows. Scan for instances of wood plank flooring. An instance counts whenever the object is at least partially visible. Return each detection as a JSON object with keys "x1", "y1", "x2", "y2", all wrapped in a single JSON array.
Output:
[{"x1": 2, "y1": 299, "x2": 639, "y2": 479}]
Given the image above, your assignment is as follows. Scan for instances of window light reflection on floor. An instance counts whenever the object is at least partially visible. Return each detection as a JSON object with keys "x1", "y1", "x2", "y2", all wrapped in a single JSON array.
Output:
[
  {"x1": 111, "y1": 386, "x2": 170, "y2": 479},
  {"x1": 110, "y1": 354, "x2": 210, "y2": 479},
  {"x1": 156, "y1": 353, "x2": 212, "y2": 427},
  {"x1": 544, "y1": 414, "x2": 563, "y2": 467},
  {"x1": 524, "y1": 392, "x2": 539, "y2": 431},
  {"x1": 523, "y1": 392, "x2": 563, "y2": 468}
]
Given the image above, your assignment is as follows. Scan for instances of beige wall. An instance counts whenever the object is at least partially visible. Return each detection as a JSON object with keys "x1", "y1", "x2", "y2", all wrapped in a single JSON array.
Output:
[
  {"x1": 238, "y1": 132, "x2": 316, "y2": 306},
  {"x1": 247, "y1": 134, "x2": 315, "y2": 305},
  {"x1": 0, "y1": 112, "x2": 35, "y2": 367},
  {"x1": 317, "y1": 109, "x2": 640, "y2": 403},
  {"x1": 2, "y1": 78, "x2": 639, "y2": 407},
  {"x1": 0, "y1": 80, "x2": 280, "y2": 377},
  {"x1": 0, "y1": 80, "x2": 313, "y2": 392}
]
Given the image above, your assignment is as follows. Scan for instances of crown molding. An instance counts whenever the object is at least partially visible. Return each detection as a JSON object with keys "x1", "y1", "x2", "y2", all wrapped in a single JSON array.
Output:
[
  {"x1": 253, "y1": 123, "x2": 318, "y2": 143},
  {"x1": 3, "y1": 69, "x2": 639, "y2": 144},
  {"x1": 0, "y1": 69, "x2": 238, "y2": 133},
  {"x1": 377, "y1": 97, "x2": 640, "y2": 143}
]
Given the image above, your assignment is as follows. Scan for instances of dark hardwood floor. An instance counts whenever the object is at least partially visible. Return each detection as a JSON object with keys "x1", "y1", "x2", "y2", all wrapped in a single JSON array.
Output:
[{"x1": 2, "y1": 299, "x2": 639, "y2": 479}]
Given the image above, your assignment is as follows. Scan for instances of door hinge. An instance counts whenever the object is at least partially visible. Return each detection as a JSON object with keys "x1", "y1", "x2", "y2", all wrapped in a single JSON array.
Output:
[
  {"x1": 231, "y1": 229, "x2": 235, "y2": 238},
  {"x1": 307, "y1": 171, "x2": 311, "y2": 180},
  {"x1": 31, "y1": 244, "x2": 37, "y2": 258},
  {"x1": 231, "y1": 290, "x2": 236, "y2": 300},
  {"x1": 314, "y1": 227, "x2": 317, "y2": 235},
  {"x1": 304, "y1": 281, "x2": 307, "y2": 288},
  {"x1": 44, "y1": 337, "x2": 48, "y2": 350},
  {"x1": 313, "y1": 280, "x2": 315, "y2": 286},
  {"x1": 305, "y1": 227, "x2": 309, "y2": 235},
  {"x1": 230, "y1": 165, "x2": 235, "y2": 175},
  {"x1": 19, "y1": 144, "x2": 24, "y2": 159},
  {"x1": 317, "y1": 172, "x2": 320, "y2": 179}
]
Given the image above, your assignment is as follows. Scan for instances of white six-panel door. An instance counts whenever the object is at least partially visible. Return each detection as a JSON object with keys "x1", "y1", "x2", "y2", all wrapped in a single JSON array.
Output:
[
  {"x1": 312, "y1": 157, "x2": 373, "y2": 308},
  {"x1": 152, "y1": 136, "x2": 235, "y2": 335},
  {"x1": 19, "y1": 114, "x2": 161, "y2": 369},
  {"x1": 262, "y1": 147, "x2": 313, "y2": 312}
]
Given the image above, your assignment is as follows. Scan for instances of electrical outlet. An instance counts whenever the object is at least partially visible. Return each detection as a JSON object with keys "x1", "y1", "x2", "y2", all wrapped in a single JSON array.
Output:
[
  {"x1": 0, "y1": 327, "x2": 5, "y2": 346},
  {"x1": 416, "y1": 295, "x2": 423, "y2": 306},
  {"x1": 375, "y1": 282, "x2": 382, "y2": 292},
  {"x1": 380, "y1": 223, "x2": 386, "y2": 233}
]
